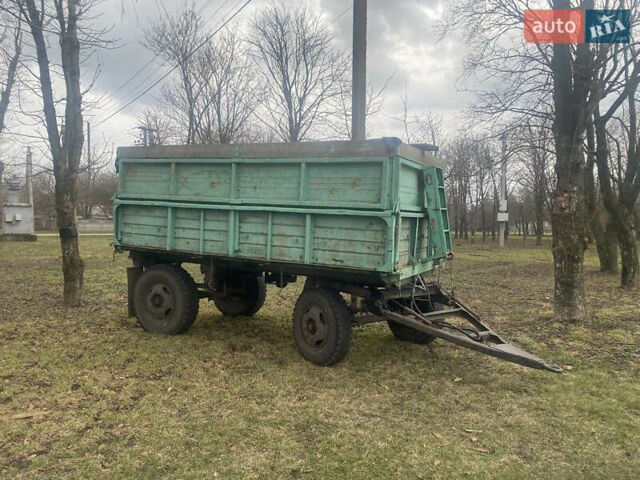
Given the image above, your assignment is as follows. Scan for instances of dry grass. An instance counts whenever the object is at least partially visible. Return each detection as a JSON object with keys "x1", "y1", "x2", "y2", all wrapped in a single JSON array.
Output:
[{"x1": 0, "y1": 236, "x2": 638, "y2": 479}]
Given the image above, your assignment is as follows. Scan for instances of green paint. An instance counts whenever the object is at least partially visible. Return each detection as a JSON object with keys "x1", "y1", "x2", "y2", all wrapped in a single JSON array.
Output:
[
  {"x1": 166, "y1": 207, "x2": 175, "y2": 250},
  {"x1": 114, "y1": 147, "x2": 452, "y2": 285}
]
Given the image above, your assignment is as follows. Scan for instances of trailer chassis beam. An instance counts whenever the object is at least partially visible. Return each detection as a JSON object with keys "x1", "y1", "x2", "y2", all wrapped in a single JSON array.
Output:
[{"x1": 381, "y1": 297, "x2": 562, "y2": 373}]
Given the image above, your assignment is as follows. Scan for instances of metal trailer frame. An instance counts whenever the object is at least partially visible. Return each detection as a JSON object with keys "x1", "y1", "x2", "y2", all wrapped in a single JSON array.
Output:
[
  {"x1": 115, "y1": 138, "x2": 561, "y2": 373},
  {"x1": 124, "y1": 261, "x2": 561, "y2": 373}
]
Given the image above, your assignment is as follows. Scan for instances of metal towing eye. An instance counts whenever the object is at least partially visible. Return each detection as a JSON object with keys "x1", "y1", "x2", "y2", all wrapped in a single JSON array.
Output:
[{"x1": 382, "y1": 298, "x2": 562, "y2": 373}]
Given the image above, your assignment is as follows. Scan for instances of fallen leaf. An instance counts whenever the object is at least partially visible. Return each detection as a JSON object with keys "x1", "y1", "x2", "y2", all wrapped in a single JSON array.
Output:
[
  {"x1": 316, "y1": 453, "x2": 322, "y2": 459},
  {"x1": 434, "y1": 459, "x2": 441, "y2": 466},
  {"x1": 565, "y1": 365, "x2": 573, "y2": 370},
  {"x1": 417, "y1": 475, "x2": 424, "y2": 479},
  {"x1": 468, "y1": 447, "x2": 489, "y2": 453},
  {"x1": 470, "y1": 436, "x2": 478, "y2": 442},
  {"x1": 373, "y1": 393, "x2": 383, "y2": 399},
  {"x1": 496, "y1": 410, "x2": 503, "y2": 415},
  {"x1": 453, "y1": 377, "x2": 462, "y2": 383},
  {"x1": 433, "y1": 433, "x2": 448, "y2": 441},
  {"x1": 499, "y1": 428, "x2": 505, "y2": 433},
  {"x1": 464, "y1": 429, "x2": 482, "y2": 433},
  {"x1": 11, "y1": 411, "x2": 49, "y2": 420},
  {"x1": 229, "y1": 445, "x2": 237, "y2": 451}
]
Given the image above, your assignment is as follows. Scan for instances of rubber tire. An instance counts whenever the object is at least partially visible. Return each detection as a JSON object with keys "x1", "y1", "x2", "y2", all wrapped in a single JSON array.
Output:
[
  {"x1": 213, "y1": 274, "x2": 266, "y2": 317},
  {"x1": 387, "y1": 302, "x2": 443, "y2": 345},
  {"x1": 292, "y1": 288, "x2": 353, "y2": 366},
  {"x1": 133, "y1": 264, "x2": 199, "y2": 335}
]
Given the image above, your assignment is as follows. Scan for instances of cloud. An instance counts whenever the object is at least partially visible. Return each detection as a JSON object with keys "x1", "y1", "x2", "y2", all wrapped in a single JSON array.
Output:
[{"x1": 86, "y1": 0, "x2": 468, "y2": 146}]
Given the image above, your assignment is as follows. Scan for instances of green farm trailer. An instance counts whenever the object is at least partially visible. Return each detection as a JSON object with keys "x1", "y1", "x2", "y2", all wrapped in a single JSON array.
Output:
[{"x1": 114, "y1": 138, "x2": 560, "y2": 372}]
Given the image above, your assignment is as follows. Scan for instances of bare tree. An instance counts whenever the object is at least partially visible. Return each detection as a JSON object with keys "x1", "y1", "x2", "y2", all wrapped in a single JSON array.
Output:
[
  {"x1": 474, "y1": 141, "x2": 494, "y2": 242},
  {"x1": 249, "y1": 3, "x2": 347, "y2": 142},
  {"x1": 515, "y1": 120, "x2": 554, "y2": 246},
  {"x1": 144, "y1": 6, "x2": 261, "y2": 145},
  {"x1": 78, "y1": 139, "x2": 113, "y2": 219},
  {"x1": 443, "y1": 0, "x2": 639, "y2": 320},
  {"x1": 399, "y1": 86, "x2": 444, "y2": 146},
  {"x1": 590, "y1": 38, "x2": 640, "y2": 288},
  {"x1": 143, "y1": 5, "x2": 202, "y2": 144},
  {"x1": 0, "y1": 11, "x2": 21, "y2": 136},
  {"x1": 585, "y1": 118, "x2": 618, "y2": 272},
  {"x1": 328, "y1": 67, "x2": 391, "y2": 140},
  {"x1": 92, "y1": 170, "x2": 117, "y2": 219},
  {"x1": 8, "y1": 0, "x2": 110, "y2": 305},
  {"x1": 136, "y1": 107, "x2": 175, "y2": 146},
  {"x1": 32, "y1": 169, "x2": 56, "y2": 227},
  {"x1": 445, "y1": 136, "x2": 474, "y2": 239},
  {"x1": 190, "y1": 31, "x2": 261, "y2": 144},
  {"x1": 595, "y1": 97, "x2": 640, "y2": 289}
]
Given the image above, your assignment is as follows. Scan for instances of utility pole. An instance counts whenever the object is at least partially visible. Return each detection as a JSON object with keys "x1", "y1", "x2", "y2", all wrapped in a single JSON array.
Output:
[
  {"x1": 351, "y1": 0, "x2": 367, "y2": 141},
  {"x1": 137, "y1": 126, "x2": 157, "y2": 146},
  {"x1": 26, "y1": 147, "x2": 34, "y2": 234},
  {"x1": 87, "y1": 121, "x2": 91, "y2": 167},
  {"x1": 26, "y1": 147, "x2": 33, "y2": 206},
  {"x1": 498, "y1": 135, "x2": 508, "y2": 248}
]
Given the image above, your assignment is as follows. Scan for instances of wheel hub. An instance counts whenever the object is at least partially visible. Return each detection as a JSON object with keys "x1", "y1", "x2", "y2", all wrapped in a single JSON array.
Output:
[
  {"x1": 301, "y1": 305, "x2": 328, "y2": 349},
  {"x1": 145, "y1": 283, "x2": 175, "y2": 320}
]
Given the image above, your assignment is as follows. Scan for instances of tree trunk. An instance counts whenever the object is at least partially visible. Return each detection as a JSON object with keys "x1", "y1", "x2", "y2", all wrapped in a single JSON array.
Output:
[
  {"x1": 549, "y1": 8, "x2": 590, "y2": 322},
  {"x1": 481, "y1": 205, "x2": 486, "y2": 242},
  {"x1": 535, "y1": 203, "x2": 544, "y2": 246},
  {"x1": 0, "y1": 26, "x2": 20, "y2": 136},
  {"x1": 492, "y1": 197, "x2": 497, "y2": 241},
  {"x1": 586, "y1": 117, "x2": 618, "y2": 272},
  {"x1": 596, "y1": 216, "x2": 618, "y2": 273},
  {"x1": 551, "y1": 188, "x2": 587, "y2": 321},
  {"x1": 24, "y1": 0, "x2": 84, "y2": 306},
  {"x1": 618, "y1": 205, "x2": 638, "y2": 289},
  {"x1": 57, "y1": 186, "x2": 84, "y2": 305}
]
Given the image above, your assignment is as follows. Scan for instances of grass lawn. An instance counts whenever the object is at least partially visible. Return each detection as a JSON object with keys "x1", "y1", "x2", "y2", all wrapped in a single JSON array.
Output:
[{"x1": 0, "y1": 236, "x2": 638, "y2": 479}]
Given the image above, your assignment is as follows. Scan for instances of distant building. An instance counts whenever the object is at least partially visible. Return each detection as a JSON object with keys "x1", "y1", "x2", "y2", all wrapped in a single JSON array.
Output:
[{"x1": 1, "y1": 151, "x2": 37, "y2": 242}]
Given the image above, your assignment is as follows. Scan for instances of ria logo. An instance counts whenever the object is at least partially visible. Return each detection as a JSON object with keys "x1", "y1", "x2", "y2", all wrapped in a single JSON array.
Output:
[
  {"x1": 524, "y1": 9, "x2": 630, "y2": 43},
  {"x1": 585, "y1": 10, "x2": 630, "y2": 43}
]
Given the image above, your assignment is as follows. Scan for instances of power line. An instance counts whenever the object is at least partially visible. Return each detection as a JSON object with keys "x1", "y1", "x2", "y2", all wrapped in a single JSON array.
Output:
[
  {"x1": 329, "y1": 4, "x2": 353, "y2": 25},
  {"x1": 93, "y1": 0, "x2": 232, "y2": 119}
]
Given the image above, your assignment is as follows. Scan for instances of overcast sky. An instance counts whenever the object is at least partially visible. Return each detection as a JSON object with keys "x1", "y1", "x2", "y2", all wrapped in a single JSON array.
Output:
[
  {"x1": 82, "y1": 0, "x2": 470, "y2": 147},
  {"x1": 2, "y1": 0, "x2": 471, "y2": 161}
]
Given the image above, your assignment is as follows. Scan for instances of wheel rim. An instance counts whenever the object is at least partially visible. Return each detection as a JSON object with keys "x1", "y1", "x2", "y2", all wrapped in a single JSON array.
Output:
[
  {"x1": 301, "y1": 304, "x2": 329, "y2": 350},
  {"x1": 145, "y1": 282, "x2": 175, "y2": 320}
]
